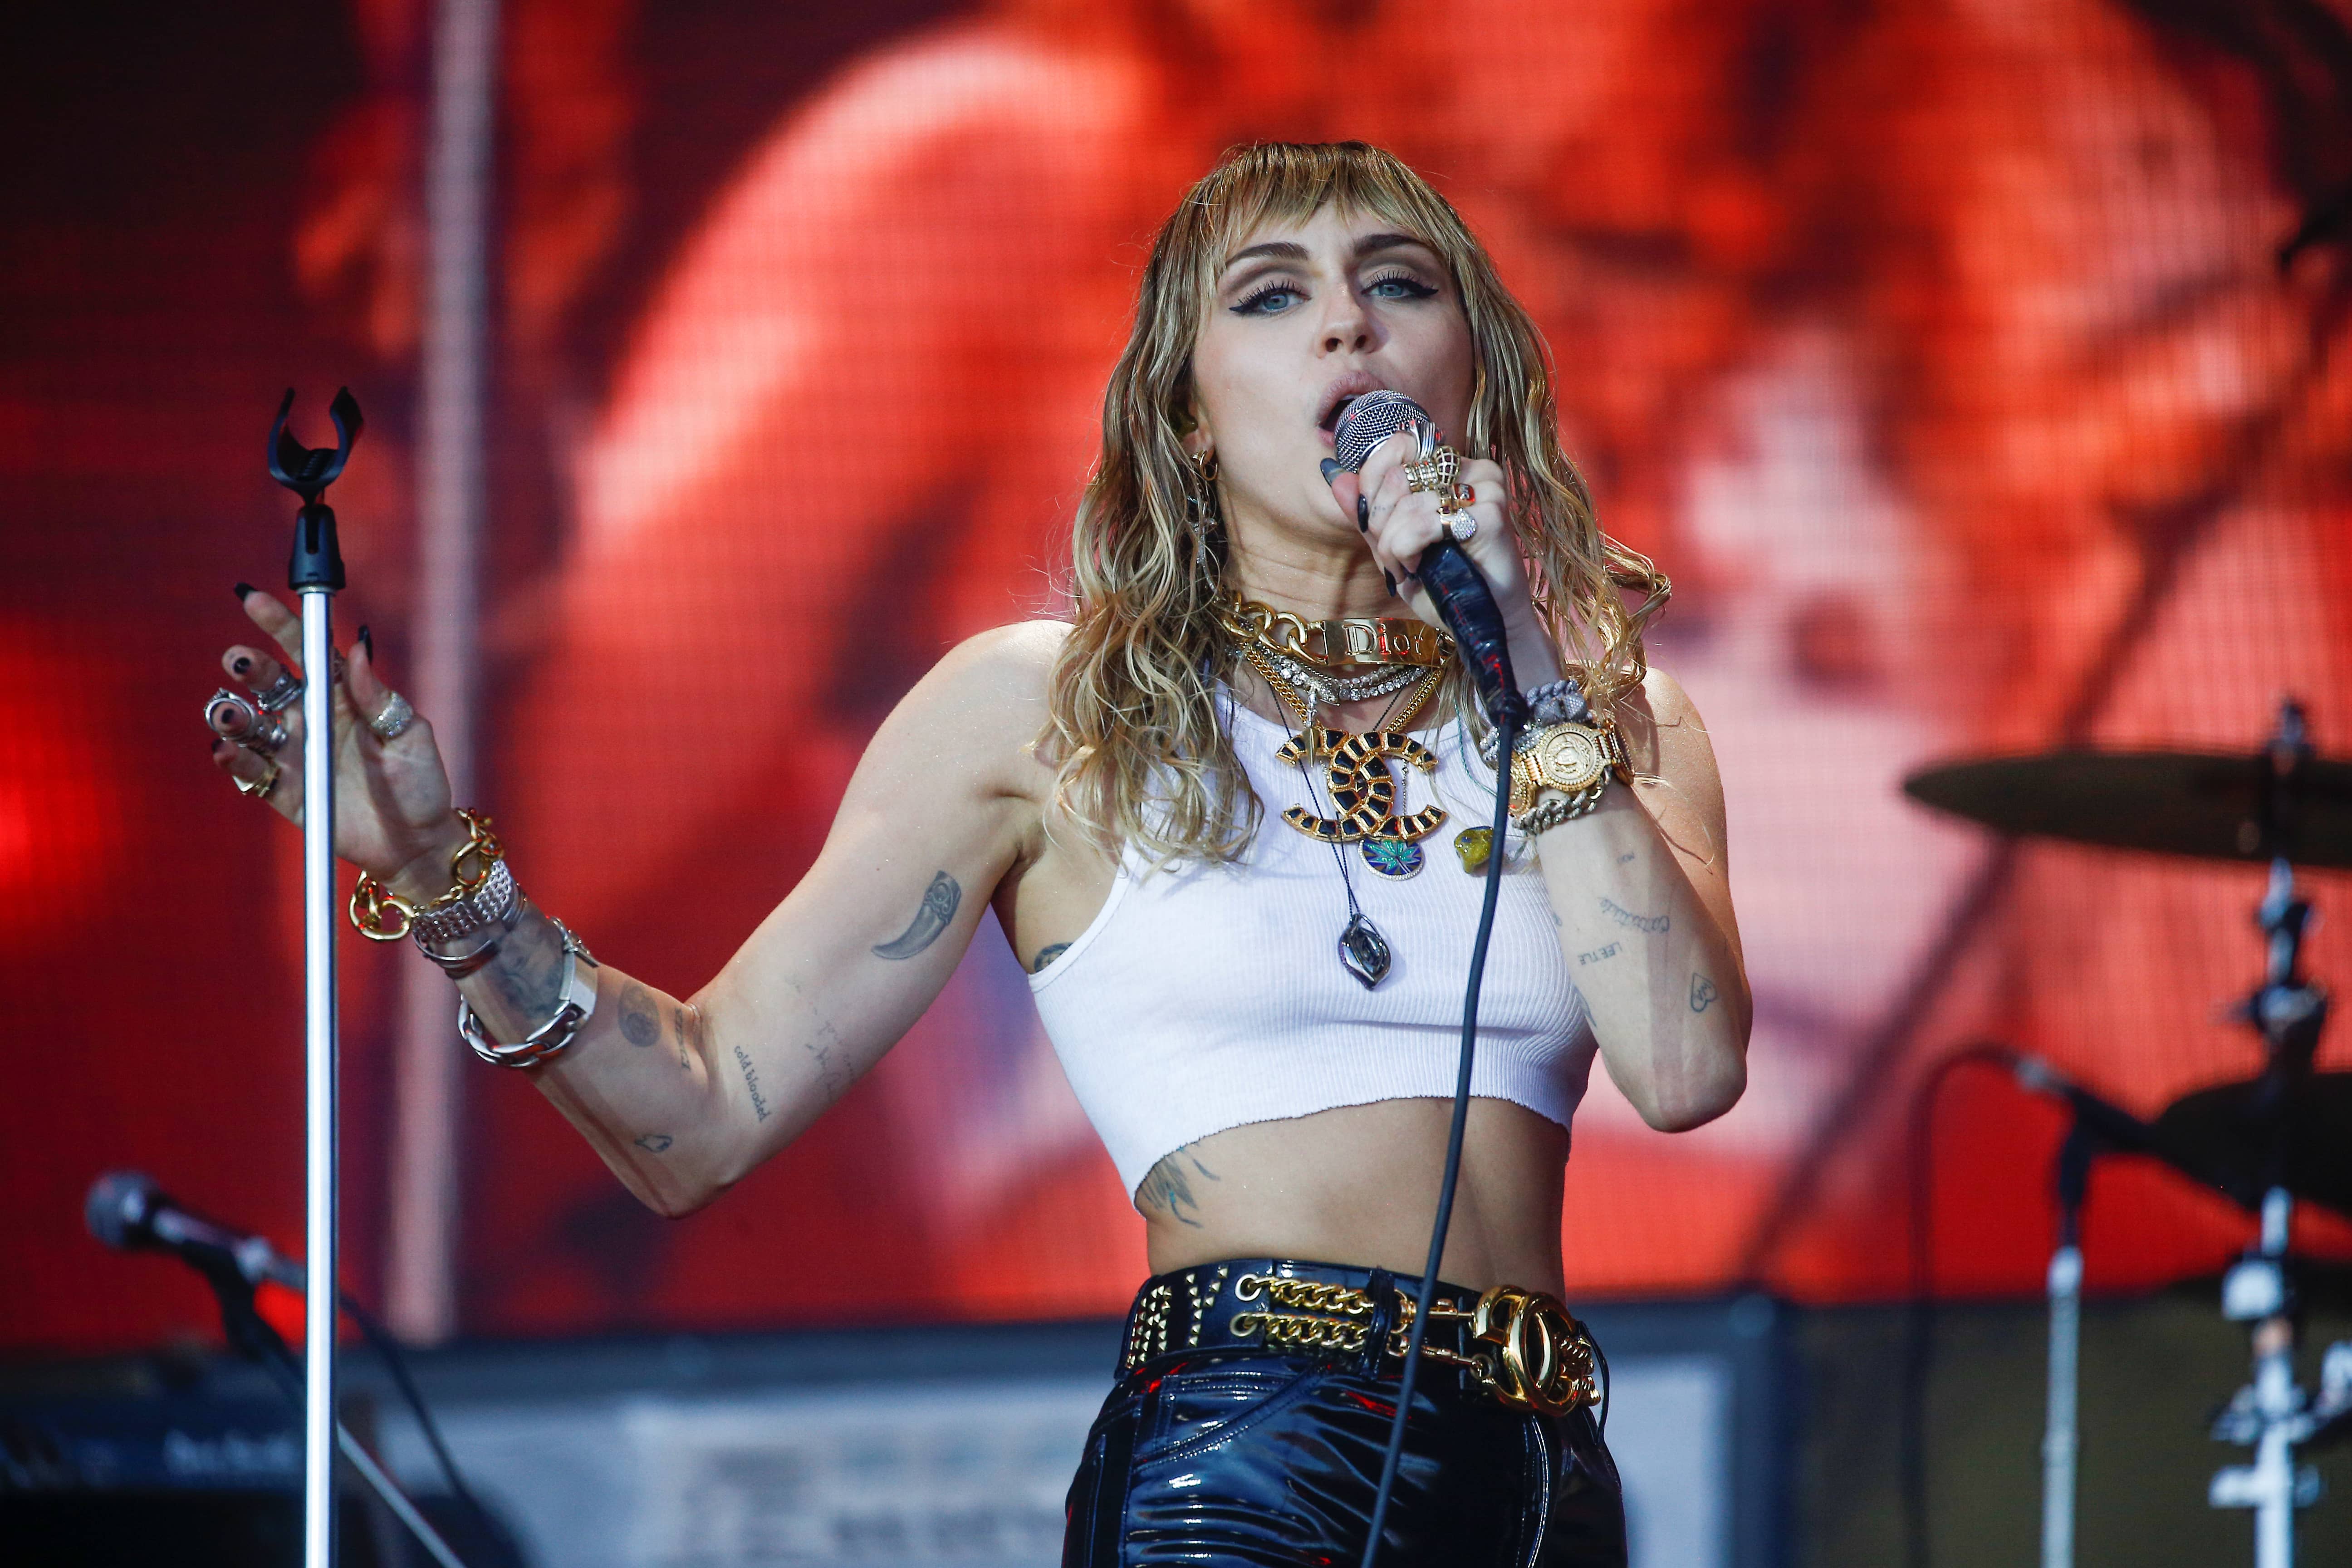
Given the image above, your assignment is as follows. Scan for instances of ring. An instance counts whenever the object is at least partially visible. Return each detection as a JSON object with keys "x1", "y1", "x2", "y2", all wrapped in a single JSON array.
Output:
[
  {"x1": 253, "y1": 669, "x2": 304, "y2": 712},
  {"x1": 205, "y1": 686, "x2": 259, "y2": 736},
  {"x1": 234, "y1": 756, "x2": 283, "y2": 799},
  {"x1": 1403, "y1": 446, "x2": 1460, "y2": 495},
  {"x1": 240, "y1": 712, "x2": 289, "y2": 755},
  {"x1": 368, "y1": 690, "x2": 416, "y2": 742},
  {"x1": 1444, "y1": 515, "x2": 1479, "y2": 543}
]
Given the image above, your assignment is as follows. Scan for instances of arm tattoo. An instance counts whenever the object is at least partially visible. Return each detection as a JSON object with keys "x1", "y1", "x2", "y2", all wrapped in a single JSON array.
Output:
[
  {"x1": 1577, "y1": 942, "x2": 1621, "y2": 966},
  {"x1": 733, "y1": 1043, "x2": 772, "y2": 1122},
  {"x1": 872, "y1": 872, "x2": 960, "y2": 960},
  {"x1": 633, "y1": 1133, "x2": 673, "y2": 1153},
  {"x1": 671, "y1": 1005, "x2": 698, "y2": 1073},
  {"x1": 1031, "y1": 942, "x2": 1071, "y2": 973},
  {"x1": 1135, "y1": 1142, "x2": 1219, "y2": 1229},
  {"x1": 1598, "y1": 896, "x2": 1670, "y2": 935},
  {"x1": 1689, "y1": 972, "x2": 1720, "y2": 1014},
  {"x1": 619, "y1": 983, "x2": 661, "y2": 1047}
]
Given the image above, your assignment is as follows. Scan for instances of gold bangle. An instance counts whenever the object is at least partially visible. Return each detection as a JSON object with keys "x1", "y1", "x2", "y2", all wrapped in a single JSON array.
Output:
[{"x1": 348, "y1": 808, "x2": 505, "y2": 942}]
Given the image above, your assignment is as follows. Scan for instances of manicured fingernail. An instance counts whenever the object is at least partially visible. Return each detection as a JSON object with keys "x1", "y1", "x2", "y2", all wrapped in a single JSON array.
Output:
[
  {"x1": 1319, "y1": 459, "x2": 1340, "y2": 485},
  {"x1": 358, "y1": 625, "x2": 372, "y2": 660},
  {"x1": 231, "y1": 656, "x2": 252, "y2": 676},
  {"x1": 233, "y1": 582, "x2": 254, "y2": 600},
  {"x1": 1357, "y1": 495, "x2": 1370, "y2": 529},
  {"x1": 1383, "y1": 570, "x2": 1396, "y2": 597}
]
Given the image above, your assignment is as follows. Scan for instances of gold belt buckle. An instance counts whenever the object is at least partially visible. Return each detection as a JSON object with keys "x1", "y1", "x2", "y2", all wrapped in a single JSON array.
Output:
[{"x1": 1392, "y1": 1286, "x2": 1598, "y2": 1417}]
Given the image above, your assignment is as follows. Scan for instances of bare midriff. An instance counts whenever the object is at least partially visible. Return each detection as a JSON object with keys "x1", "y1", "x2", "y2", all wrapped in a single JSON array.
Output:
[{"x1": 1136, "y1": 1095, "x2": 1572, "y2": 1296}]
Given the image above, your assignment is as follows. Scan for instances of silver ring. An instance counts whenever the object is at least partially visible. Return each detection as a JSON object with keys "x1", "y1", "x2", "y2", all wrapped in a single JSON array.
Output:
[
  {"x1": 254, "y1": 669, "x2": 304, "y2": 712},
  {"x1": 205, "y1": 687, "x2": 259, "y2": 736},
  {"x1": 368, "y1": 689, "x2": 416, "y2": 742},
  {"x1": 1444, "y1": 515, "x2": 1478, "y2": 544},
  {"x1": 240, "y1": 712, "x2": 289, "y2": 755}
]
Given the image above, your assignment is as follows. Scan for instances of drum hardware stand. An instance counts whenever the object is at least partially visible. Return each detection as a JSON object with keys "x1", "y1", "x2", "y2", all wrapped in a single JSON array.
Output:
[
  {"x1": 2205, "y1": 701, "x2": 2347, "y2": 1568},
  {"x1": 269, "y1": 387, "x2": 361, "y2": 1568}
]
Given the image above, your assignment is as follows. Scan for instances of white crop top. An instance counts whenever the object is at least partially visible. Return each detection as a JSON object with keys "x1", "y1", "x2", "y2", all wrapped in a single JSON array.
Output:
[{"x1": 1030, "y1": 689, "x2": 1599, "y2": 1197}]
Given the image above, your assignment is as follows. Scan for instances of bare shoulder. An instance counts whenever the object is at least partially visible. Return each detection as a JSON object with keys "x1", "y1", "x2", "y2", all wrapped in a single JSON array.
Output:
[{"x1": 863, "y1": 619, "x2": 1070, "y2": 787}]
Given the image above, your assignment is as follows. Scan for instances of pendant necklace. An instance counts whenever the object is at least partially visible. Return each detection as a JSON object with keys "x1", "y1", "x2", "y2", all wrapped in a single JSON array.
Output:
[{"x1": 1241, "y1": 646, "x2": 1445, "y2": 990}]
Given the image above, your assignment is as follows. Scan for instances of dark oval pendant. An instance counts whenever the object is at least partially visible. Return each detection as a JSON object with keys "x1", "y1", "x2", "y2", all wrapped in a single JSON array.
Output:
[
  {"x1": 1362, "y1": 836, "x2": 1424, "y2": 879},
  {"x1": 1338, "y1": 913, "x2": 1392, "y2": 990}
]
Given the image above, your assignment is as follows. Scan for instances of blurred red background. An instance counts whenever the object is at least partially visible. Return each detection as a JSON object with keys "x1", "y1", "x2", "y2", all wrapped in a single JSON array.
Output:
[{"x1": 6, "y1": 0, "x2": 2352, "y2": 1355}]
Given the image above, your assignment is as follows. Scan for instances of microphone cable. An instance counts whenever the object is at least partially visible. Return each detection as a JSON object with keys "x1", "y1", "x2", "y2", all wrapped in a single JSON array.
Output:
[{"x1": 1358, "y1": 700, "x2": 1521, "y2": 1568}]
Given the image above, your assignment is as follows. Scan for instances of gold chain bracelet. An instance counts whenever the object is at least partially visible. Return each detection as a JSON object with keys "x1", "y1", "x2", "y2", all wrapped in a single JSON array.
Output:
[{"x1": 348, "y1": 808, "x2": 505, "y2": 942}]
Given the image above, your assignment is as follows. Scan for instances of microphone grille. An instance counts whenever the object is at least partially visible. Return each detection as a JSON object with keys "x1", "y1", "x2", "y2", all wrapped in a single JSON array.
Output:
[
  {"x1": 86, "y1": 1170, "x2": 159, "y2": 1251},
  {"x1": 1330, "y1": 390, "x2": 1431, "y2": 475}
]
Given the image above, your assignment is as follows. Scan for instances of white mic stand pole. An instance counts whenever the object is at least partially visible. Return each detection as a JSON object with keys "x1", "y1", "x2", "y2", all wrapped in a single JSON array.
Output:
[{"x1": 270, "y1": 388, "x2": 365, "y2": 1568}]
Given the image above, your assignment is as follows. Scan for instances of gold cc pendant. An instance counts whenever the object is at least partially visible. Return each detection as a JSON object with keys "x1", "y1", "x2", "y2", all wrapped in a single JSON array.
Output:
[{"x1": 1277, "y1": 729, "x2": 1449, "y2": 876}]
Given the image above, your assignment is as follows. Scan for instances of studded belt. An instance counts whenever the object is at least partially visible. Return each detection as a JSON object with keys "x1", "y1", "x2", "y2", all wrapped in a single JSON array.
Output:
[{"x1": 1118, "y1": 1257, "x2": 1600, "y2": 1418}]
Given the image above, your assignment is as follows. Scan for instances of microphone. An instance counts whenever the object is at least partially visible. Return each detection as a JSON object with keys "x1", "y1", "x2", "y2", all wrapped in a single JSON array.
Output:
[
  {"x1": 2009, "y1": 1056, "x2": 2160, "y2": 1155},
  {"x1": 1330, "y1": 391, "x2": 1526, "y2": 727},
  {"x1": 86, "y1": 1170, "x2": 305, "y2": 1292}
]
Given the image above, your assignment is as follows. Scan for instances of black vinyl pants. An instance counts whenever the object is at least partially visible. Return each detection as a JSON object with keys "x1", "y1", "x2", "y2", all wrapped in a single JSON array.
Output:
[{"x1": 1062, "y1": 1346, "x2": 1627, "y2": 1567}]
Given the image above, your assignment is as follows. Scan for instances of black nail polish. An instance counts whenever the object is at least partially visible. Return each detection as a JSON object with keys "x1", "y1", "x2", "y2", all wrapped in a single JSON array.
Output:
[
  {"x1": 233, "y1": 581, "x2": 254, "y2": 600},
  {"x1": 1383, "y1": 570, "x2": 1396, "y2": 597},
  {"x1": 1357, "y1": 495, "x2": 1370, "y2": 529},
  {"x1": 232, "y1": 656, "x2": 251, "y2": 676},
  {"x1": 358, "y1": 625, "x2": 373, "y2": 659},
  {"x1": 1319, "y1": 458, "x2": 1340, "y2": 485}
]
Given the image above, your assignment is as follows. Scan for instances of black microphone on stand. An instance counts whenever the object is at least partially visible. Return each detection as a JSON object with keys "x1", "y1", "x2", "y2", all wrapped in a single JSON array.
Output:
[
  {"x1": 86, "y1": 1170, "x2": 307, "y2": 1292},
  {"x1": 1330, "y1": 391, "x2": 1526, "y2": 727}
]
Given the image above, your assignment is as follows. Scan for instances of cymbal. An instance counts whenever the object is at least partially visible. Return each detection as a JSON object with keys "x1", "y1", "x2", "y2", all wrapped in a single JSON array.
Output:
[
  {"x1": 2153, "y1": 1073, "x2": 2352, "y2": 1217},
  {"x1": 1903, "y1": 750, "x2": 2352, "y2": 868}
]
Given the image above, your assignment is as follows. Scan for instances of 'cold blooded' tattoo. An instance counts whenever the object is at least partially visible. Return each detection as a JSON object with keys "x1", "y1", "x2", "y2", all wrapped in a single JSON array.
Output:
[
  {"x1": 1577, "y1": 942, "x2": 1621, "y2": 966},
  {"x1": 1136, "y1": 1142, "x2": 1219, "y2": 1229},
  {"x1": 733, "y1": 1043, "x2": 772, "y2": 1122},
  {"x1": 872, "y1": 872, "x2": 960, "y2": 960},
  {"x1": 633, "y1": 1133, "x2": 673, "y2": 1153},
  {"x1": 1689, "y1": 972, "x2": 1720, "y2": 1014},
  {"x1": 1031, "y1": 942, "x2": 1071, "y2": 973},
  {"x1": 1598, "y1": 896, "x2": 1670, "y2": 935},
  {"x1": 619, "y1": 983, "x2": 661, "y2": 1047}
]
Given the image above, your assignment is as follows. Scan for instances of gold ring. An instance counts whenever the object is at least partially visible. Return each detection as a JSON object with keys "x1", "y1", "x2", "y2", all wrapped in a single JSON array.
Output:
[{"x1": 235, "y1": 756, "x2": 283, "y2": 800}]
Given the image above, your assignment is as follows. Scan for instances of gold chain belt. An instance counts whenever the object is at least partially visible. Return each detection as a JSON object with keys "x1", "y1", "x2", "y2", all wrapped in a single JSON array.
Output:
[{"x1": 1189, "y1": 1271, "x2": 1599, "y2": 1417}]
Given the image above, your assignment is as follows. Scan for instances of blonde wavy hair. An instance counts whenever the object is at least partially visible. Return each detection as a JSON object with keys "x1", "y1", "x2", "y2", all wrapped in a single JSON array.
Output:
[{"x1": 1044, "y1": 141, "x2": 1667, "y2": 865}]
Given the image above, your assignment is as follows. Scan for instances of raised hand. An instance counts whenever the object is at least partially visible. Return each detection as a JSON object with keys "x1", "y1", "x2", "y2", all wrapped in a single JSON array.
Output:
[{"x1": 206, "y1": 586, "x2": 466, "y2": 898}]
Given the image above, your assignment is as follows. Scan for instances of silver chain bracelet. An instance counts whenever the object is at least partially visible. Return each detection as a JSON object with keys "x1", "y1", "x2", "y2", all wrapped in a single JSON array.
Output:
[{"x1": 458, "y1": 918, "x2": 599, "y2": 1068}]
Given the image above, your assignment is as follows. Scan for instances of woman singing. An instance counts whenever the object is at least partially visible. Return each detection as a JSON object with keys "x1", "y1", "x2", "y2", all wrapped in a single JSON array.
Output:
[{"x1": 206, "y1": 142, "x2": 1749, "y2": 1566}]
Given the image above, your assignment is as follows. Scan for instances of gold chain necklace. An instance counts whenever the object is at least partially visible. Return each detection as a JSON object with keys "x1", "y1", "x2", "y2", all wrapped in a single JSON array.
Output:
[
  {"x1": 1219, "y1": 594, "x2": 1454, "y2": 669},
  {"x1": 1240, "y1": 643, "x2": 1451, "y2": 882}
]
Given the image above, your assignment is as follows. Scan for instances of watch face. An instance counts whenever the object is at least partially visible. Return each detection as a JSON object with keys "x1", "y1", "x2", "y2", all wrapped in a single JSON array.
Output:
[{"x1": 1534, "y1": 726, "x2": 1609, "y2": 793}]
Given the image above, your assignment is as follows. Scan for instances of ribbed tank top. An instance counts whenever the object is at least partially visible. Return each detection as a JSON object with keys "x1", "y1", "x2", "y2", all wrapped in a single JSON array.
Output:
[{"x1": 1030, "y1": 688, "x2": 1598, "y2": 1197}]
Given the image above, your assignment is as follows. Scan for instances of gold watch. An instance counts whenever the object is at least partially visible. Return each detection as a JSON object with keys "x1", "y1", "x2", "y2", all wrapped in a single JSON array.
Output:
[{"x1": 1508, "y1": 720, "x2": 1623, "y2": 818}]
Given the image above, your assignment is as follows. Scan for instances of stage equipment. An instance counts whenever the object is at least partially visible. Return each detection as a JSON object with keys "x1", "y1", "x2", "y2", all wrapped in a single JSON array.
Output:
[
  {"x1": 1906, "y1": 700, "x2": 2352, "y2": 1568},
  {"x1": 85, "y1": 1172, "x2": 475, "y2": 1568},
  {"x1": 266, "y1": 387, "x2": 361, "y2": 1568}
]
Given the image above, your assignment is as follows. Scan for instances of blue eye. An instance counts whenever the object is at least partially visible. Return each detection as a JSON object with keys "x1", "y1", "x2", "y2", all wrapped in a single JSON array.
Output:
[
  {"x1": 1367, "y1": 274, "x2": 1438, "y2": 300},
  {"x1": 1233, "y1": 284, "x2": 1301, "y2": 315}
]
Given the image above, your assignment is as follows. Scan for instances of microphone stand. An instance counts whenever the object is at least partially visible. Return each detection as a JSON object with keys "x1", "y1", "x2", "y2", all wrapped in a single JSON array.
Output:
[
  {"x1": 269, "y1": 388, "x2": 363, "y2": 1568},
  {"x1": 2038, "y1": 1120, "x2": 2100, "y2": 1568},
  {"x1": 179, "y1": 1241, "x2": 470, "y2": 1568}
]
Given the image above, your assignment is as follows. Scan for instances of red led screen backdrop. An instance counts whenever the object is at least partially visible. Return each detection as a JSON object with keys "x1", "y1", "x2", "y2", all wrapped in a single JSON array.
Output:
[{"x1": 7, "y1": 0, "x2": 2352, "y2": 1352}]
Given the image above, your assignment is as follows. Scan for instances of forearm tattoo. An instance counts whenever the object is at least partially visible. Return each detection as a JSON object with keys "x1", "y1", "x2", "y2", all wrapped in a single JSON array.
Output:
[
  {"x1": 872, "y1": 872, "x2": 960, "y2": 960},
  {"x1": 619, "y1": 983, "x2": 661, "y2": 1047}
]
